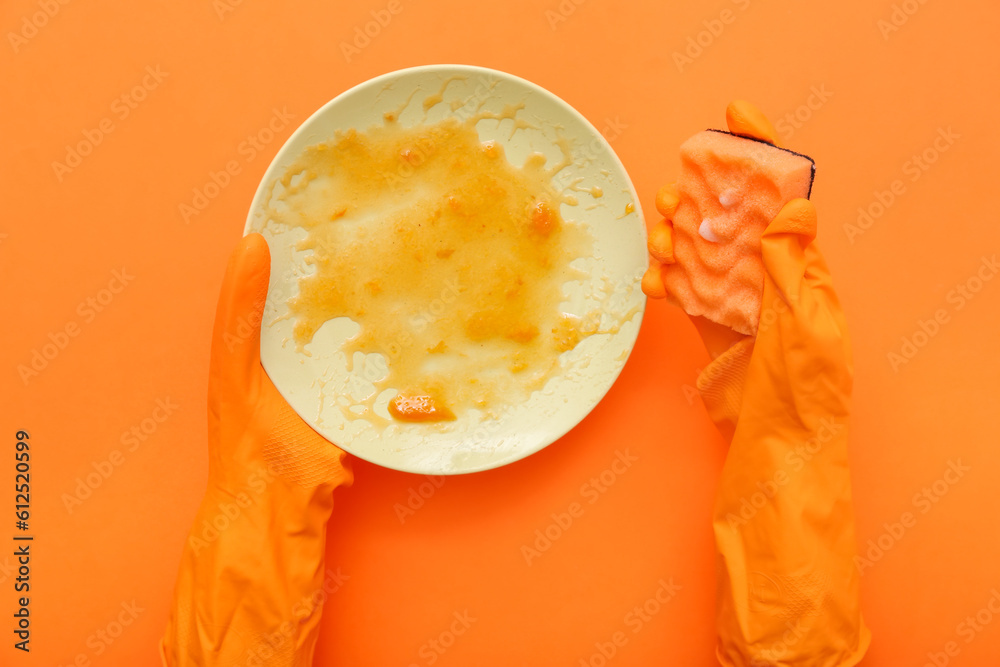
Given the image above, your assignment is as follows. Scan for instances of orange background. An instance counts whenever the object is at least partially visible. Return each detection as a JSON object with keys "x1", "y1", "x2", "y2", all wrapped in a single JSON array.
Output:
[{"x1": 3, "y1": 0, "x2": 999, "y2": 665}]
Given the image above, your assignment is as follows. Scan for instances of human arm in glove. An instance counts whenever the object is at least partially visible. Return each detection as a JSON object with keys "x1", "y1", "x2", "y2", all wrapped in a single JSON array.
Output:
[
  {"x1": 161, "y1": 233, "x2": 353, "y2": 667},
  {"x1": 643, "y1": 101, "x2": 871, "y2": 666}
]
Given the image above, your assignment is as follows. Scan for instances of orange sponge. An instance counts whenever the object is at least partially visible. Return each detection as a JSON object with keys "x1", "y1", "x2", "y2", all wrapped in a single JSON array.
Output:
[{"x1": 660, "y1": 130, "x2": 814, "y2": 335}]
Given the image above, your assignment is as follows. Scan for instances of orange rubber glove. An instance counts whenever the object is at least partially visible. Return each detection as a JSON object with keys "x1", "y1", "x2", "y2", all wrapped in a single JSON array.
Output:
[
  {"x1": 644, "y1": 102, "x2": 871, "y2": 666},
  {"x1": 161, "y1": 233, "x2": 353, "y2": 666}
]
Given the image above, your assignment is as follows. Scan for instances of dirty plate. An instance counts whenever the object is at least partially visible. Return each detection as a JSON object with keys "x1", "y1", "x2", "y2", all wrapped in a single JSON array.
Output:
[{"x1": 244, "y1": 64, "x2": 646, "y2": 475}]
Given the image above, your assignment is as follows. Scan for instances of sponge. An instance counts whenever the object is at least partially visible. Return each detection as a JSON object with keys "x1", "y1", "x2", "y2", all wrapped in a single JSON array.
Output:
[{"x1": 660, "y1": 130, "x2": 815, "y2": 335}]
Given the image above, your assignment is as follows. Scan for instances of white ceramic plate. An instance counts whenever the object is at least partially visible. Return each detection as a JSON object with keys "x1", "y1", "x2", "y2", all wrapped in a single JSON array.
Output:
[{"x1": 245, "y1": 64, "x2": 646, "y2": 475}]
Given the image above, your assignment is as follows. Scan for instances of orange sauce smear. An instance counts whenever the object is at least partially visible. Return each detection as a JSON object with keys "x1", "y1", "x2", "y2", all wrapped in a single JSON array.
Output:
[{"x1": 263, "y1": 103, "x2": 593, "y2": 422}]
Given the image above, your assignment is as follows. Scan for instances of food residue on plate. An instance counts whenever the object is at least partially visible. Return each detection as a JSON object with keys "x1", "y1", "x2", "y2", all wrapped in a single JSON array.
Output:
[{"x1": 260, "y1": 80, "x2": 616, "y2": 423}]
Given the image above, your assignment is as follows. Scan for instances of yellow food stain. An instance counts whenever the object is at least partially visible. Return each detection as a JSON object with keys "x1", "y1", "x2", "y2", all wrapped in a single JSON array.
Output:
[
  {"x1": 566, "y1": 177, "x2": 604, "y2": 200},
  {"x1": 261, "y1": 101, "x2": 596, "y2": 422},
  {"x1": 422, "y1": 75, "x2": 467, "y2": 114},
  {"x1": 616, "y1": 202, "x2": 635, "y2": 219}
]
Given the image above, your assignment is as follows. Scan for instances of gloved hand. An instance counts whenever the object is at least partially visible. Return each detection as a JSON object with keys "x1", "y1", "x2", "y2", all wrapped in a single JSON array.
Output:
[
  {"x1": 161, "y1": 233, "x2": 353, "y2": 666},
  {"x1": 643, "y1": 102, "x2": 871, "y2": 666}
]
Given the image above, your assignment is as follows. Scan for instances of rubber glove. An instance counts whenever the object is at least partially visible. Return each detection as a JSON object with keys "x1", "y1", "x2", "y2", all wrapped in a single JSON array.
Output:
[
  {"x1": 643, "y1": 101, "x2": 871, "y2": 666},
  {"x1": 161, "y1": 233, "x2": 353, "y2": 666}
]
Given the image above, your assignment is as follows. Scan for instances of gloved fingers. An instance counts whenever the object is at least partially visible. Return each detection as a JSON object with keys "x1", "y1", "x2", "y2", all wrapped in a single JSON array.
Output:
[
  {"x1": 641, "y1": 228, "x2": 672, "y2": 298},
  {"x1": 760, "y1": 198, "x2": 817, "y2": 306},
  {"x1": 725, "y1": 100, "x2": 779, "y2": 145},
  {"x1": 642, "y1": 183, "x2": 679, "y2": 299},
  {"x1": 209, "y1": 233, "x2": 271, "y2": 395},
  {"x1": 641, "y1": 262, "x2": 668, "y2": 299},
  {"x1": 654, "y1": 182, "x2": 680, "y2": 218},
  {"x1": 649, "y1": 183, "x2": 678, "y2": 264},
  {"x1": 648, "y1": 221, "x2": 675, "y2": 264}
]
